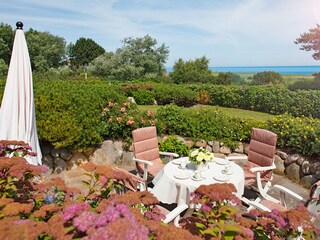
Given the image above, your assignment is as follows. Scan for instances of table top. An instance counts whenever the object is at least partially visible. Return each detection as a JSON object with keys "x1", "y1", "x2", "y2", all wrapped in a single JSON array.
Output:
[{"x1": 151, "y1": 157, "x2": 244, "y2": 205}]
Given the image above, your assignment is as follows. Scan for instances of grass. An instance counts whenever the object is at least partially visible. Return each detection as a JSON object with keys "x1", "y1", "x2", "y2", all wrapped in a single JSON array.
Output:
[{"x1": 138, "y1": 105, "x2": 274, "y2": 122}]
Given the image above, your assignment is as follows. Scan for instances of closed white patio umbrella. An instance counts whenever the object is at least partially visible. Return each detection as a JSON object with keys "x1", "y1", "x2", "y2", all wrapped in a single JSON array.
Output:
[{"x1": 0, "y1": 22, "x2": 42, "y2": 165}]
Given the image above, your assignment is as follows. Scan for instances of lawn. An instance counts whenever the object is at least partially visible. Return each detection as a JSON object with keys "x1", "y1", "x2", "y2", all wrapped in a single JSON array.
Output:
[{"x1": 138, "y1": 105, "x2": 274, "y2": 122}]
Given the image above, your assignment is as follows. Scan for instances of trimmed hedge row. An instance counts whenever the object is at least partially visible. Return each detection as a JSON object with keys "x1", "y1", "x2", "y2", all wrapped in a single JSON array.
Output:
[{"x1": 121, "y1": 83, "x2": 320, "y2": 118}]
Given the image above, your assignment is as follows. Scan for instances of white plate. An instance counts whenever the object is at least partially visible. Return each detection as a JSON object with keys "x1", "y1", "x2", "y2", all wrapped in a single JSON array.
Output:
[
  {"x1": 221, "y1": 169, "x2": 233, "y2": 175},
  {"x1": 174, "y1": 171, "x2": 191, "y2": 179},
  {"x1": 213, "y1": 174, "x2": 231, "y2": 182},
  {"x1": 191, "y1": 176, "x2": 206, "y2": 181},
  {"x1": 215, "y1": 158, "x2": 230, "y2": 165},
  {"x1": 172, "y1": 159, "x2": 182, "y2": 165}
]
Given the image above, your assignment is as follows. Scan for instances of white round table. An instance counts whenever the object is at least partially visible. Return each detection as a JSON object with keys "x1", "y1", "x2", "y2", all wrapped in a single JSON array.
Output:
[{"x1": 151, "y1": 157, "x2": 244, "y2": 205}]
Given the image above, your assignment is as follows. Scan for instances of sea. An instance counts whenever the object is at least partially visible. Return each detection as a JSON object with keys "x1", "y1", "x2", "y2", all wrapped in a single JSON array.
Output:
[{"x1": 166, "y1": 65, "x2": 320, "y2": 75}]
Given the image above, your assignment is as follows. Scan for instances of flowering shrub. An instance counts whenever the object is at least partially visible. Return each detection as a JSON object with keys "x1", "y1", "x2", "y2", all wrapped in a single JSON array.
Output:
[
  {"x1": 267, "y1": 114, "x2": 320, "y2": 154},
  {"x1": 101, "y1": 101, "x2": 156, "y2": 143},
  {"x1": 189, "y1": 147, "x2": 214, "y2": 166},
  {"x1": 0, "y1": 140, "x2": 37, "y2": 157},
  {"x1": 0, "y1": 155, "x2": 318, "y2": 239}
]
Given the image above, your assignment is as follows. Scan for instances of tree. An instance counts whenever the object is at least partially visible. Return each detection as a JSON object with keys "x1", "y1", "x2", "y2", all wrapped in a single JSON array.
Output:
[
  {"x1": 251, "y1": 71, "x2": 283, "y2": 85},
  {"x1": 70, "y1": 38, "x2": 105, "y2": 67},
  {"x1": 215, "y1": 72, "x2": 244, "y2": 85},
  {"x1": 90, "y1": 35, "x2": 169, "y2": 80},
  {"x1": 295, "y1": 24, "x2": 320, "y2": 60},
  {"x1": 0, "y1": 22, "x2": 14, "y2": 65},
  {"x1": 25, "y1": 29, "x2": 66, "y2": 72},
  {"x1": 170, "y1": 56, "x2": 213, "y2": 83}
]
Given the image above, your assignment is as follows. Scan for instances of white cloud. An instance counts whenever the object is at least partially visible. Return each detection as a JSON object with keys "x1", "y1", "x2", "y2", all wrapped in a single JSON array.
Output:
[{"x1": 0, "y1": 0, "x2": 319, "y2": 66}]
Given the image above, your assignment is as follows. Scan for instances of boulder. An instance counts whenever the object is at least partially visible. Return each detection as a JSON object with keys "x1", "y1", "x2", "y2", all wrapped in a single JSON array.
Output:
[
  {"x1": 276, "y1": 150, "x2": 288, "y2": 160},
  {"x1": 284, "y1": 154, "x2": 300, "y2": 166},
  {"x1": 195, "y1": 140, "x2": 207, "y2": 148},
  {"x1": 205, "y1": 145, "x2": 212, "y2": 153},
  {"x1": 285, "y1": 163, "x2": 301, "y2": 183},
  {"x1": 51, "y1": 148, "x2": 60, "y2": 158},
  {"x1": 315, "y1": 170, "x2": 320, "y2": 180},
  {"x1": 54, "y1": 157, "x2": 66, "y2": 174},
  {"x1": 42, "y1": 154, "x2": 54, "y2": 170},
  {"x1": 243, "y1": 143, "x2": 249, "y2": 154},
  {"x1": 296, "y1": 156, "x2": 305, "y2": 166},
  {"x1": 90, "y1": 140, "x2": 121, "y2": 165},
  {"x1": 220, "y1": 146, "x2": 231, "y2": 155},
  {"x1": 212, "y1": 141, "x2": 220, "y2": 153},
  {"x1": 128, "y1": 96, "x2": 136, "y2": 104},
  {"x1": 122, "y1": 151, "x2": 135, "y2": 167},
  {"x1": 301, "y1": 160, "x2": 311, "y2": 175},
  {"x1": 68, "y1": 152, "x2": 88, "y2": 170},
  {"x1": 60, "y1": 148, "x2": 72, "y2": 161},
  {"x1": 274, "y1": 155, "x2": 285, "y2": 175},
  {"x1": 300, "y1": 175, "x2": 317, "y2": 188},
  {"x1": 234, "y1": 142, "x2": 244, "y2": 154},
  {"x1": 310, "y1": 161, "x2": 320, "y2": 174}
]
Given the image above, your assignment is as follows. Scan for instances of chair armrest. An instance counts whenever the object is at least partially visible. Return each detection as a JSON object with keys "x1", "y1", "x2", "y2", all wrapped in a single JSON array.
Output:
[
  {"x1": 163, "y1": 203, "x2": 189, "y2": 224},
  {"x1": 159, "y1": 152, "x2": 179, "y2": 158},
  {"x1": 273, "y1": 184, "x2": 304, "y2": 202},
  {"x1": 250, "y1": 163, "x2": 276, "y2": 172},
  {"x1": 241, "y1": 197, "x2": 271, "y2": 212},
  {"x1": 132, "y1": 158, "x2": 153, "y2": 166},
  {"x1": 226, "y1": 155, "x2": 248, "y2": 161}
]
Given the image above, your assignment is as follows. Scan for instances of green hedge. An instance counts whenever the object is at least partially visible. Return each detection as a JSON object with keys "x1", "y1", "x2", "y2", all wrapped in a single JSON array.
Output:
[
  {"x1": 156, "y1": 104, "x2": 266, "y2": 149},
  {"x1": 34, "y1": 80, "x2": 126, "y2": 149},
  {"x1": 185, "y1": 84, "x2": 320, "y2": 118}
]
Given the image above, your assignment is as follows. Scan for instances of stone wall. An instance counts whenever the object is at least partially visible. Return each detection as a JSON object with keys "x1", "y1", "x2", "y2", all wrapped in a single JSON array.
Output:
[{"x1": 42, "y1": 138, "x2": 320, "y2": 188}]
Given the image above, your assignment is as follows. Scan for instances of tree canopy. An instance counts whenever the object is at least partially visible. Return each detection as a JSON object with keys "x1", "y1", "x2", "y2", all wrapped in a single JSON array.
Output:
[
  {"x1": 0, "y1": 22, "x2": 14, "y2": 66},
  {"x1": 170, "y1": 56, "x2": 213, "y2": 83},
  {"x1": 295, "y1": 24, "x2": 320, "y2": 60},
  {"x1": 25, "y1": 29, "x2": 66, "y2": 72},
  {"x1": 251, "y1": 71, "x2": 283, "y2": 85},
  {"x1": 70, "y1": 38, "x2": 105, "y2": 67},
  {"x1": 90, "y1": 35, "x2": 169, "y2": 80}
]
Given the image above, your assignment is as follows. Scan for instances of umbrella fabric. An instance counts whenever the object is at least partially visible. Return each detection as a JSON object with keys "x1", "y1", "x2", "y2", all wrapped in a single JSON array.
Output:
[{"x1": 0, "y1": 24, "x2": 42, "y2": 165}]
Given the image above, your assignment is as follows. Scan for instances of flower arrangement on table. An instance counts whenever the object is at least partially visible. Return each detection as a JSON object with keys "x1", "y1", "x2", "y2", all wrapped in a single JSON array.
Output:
[{"x1": 189, "y1": 147, "x2": 214, "y2": 166}]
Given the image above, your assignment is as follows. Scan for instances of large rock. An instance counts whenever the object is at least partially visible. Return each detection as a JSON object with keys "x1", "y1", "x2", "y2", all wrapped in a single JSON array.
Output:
[
  {"x1": 276, "y1": 150, "x2": 288, "y2": 160},
  {"x1": 310, "y1": 161, "x2": 320, "y2": 174},
  {"x1": 90, "y1": 140, "x2": 121, "y2": 165},
  {"x1": 301, "y1": 160, "x2": 311, "y2": 175},
  {"x1": 300, "y1": 175, "x2": 317, "y2": 188},
  {"x1": 122, "y1": 151, "x2": 135, "y2": 167},
  {"x1": 285, "y1": 163, "x2": 301, "y2": 183},
  {"x1": 205, "y1": 145, "x2": 212, "y2": 153},
  {"x1": 220, "y1": 146, "x2": 231, "y2": 155},
  {"x1": 42, "y1": 154, "x2": 54, "y2": 170},
  {"x1": 51, "y1": 148, "x2": 60, "y2": 158},
  {"x1": 60, "y1": 148, "x2": 72, "y2": 161},
  {"x1": 274, "y1": 155, "x2": 285, "y2": 175},
  {"x1": 67, "y1": 152, "x2": 88, "y2": 170},
  {"x1": 315, "y1": 170, "x2": 320, "y2": 180},
  {"x1": 212, "y1": 141, "x2": 220, "y2": 153},
  {"x1": 243, "y1": 143, "x2": 249, "y2": 154},
  {"x1": 195, "y1": 140, "x2": 207, "y2": 148},
  {"x1": 284, "y1": 154, "x2": 300, "y2": 166},
  {"x1": 54, "y1": 157, "x2": 66, "y2": 174},
  {"x1": 234, "y1": 142, "x2": 244, "y2": 154}
]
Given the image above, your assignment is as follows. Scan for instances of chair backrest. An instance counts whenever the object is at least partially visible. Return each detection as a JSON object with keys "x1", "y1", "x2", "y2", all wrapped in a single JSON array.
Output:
[
  {"x1": 132, "y1": 126, "x2": 160, "y2": 162},
  {"x1": 247, "y1": 128, "x2": 277, "y2": 179},
  {"x1": 305, "y1": 181, "x2": 320, "y2": 220}
]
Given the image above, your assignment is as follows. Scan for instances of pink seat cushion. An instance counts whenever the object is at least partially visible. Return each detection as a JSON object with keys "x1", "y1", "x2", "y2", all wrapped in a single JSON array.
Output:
[
  {"x1": 137, "y1": 158, "x2": 164, "y2": 178},
  {"x1": 260, "y1": 199, "x2": 287, "y2": 212},
  {"x1": 244, "y1": 161, "x2": 272, "y2": 186}
]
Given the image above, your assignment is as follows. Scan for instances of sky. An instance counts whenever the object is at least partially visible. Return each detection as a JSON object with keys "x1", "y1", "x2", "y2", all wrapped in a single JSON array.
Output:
[{"x1": 1, "y1": 0, "x2": 320, "y2": 67}]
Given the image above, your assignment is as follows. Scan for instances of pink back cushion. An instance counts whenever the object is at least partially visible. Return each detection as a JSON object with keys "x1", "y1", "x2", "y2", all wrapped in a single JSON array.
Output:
[
  {"x1": 246, "y1": 128, "x2": 277, "y2": 180},
  {"x1": 132, "y1": 126, "x2": 160, "y2": 161}
]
